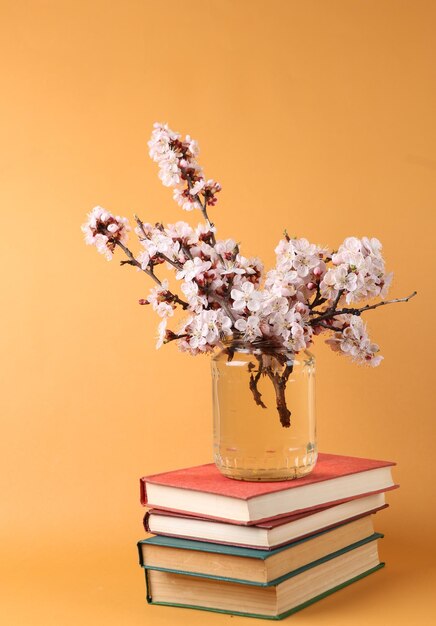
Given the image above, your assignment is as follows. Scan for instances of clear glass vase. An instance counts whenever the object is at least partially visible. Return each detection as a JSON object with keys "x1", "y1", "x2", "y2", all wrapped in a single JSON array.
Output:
[{"x1": 212, "y1": 341, "x2": 317, "y2": 481}]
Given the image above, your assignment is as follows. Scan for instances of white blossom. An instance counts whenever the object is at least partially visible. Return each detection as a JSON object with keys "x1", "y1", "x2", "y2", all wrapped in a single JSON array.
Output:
[
  {"x1": 292, "y1": 238, "x2": 320, "y2": 277},
  {"x1": 176, "y1": 257, "x2": 212, "y2": 282},
  {"x1": 234, "y1": 315, "x2": 263, "y2": 341},
  {"x1": 180, "y1": 280, "x2": 208, "y2": 313},
  {"x1": 165, "y1": 221, "x2": 194, "y2": 240},
  {"x1": 214, "y1": 239, "x2": 238, "y2": 259},
  {"x1": 148, "y1": 123, "x2": 182, "y2": 187},
  {"x1": 156, "y1": 319, "x2": 167, "y2": 349},
  {"x1": 262, "y1": 295, "x2": 289, "y2": 319},
  {"x1": 231, "y1": 281, "x2": 262, "y2": 313},
  {"x1": 148, "y1": 123, "x2": 221, "y2": 213},
  {"x1": 275, "y1": 238, "x2": 297, "y2": 270},
  {"x1": 320, "y1": 269, "x2": 338, "y2": 300},
  {"x1": 335, "y1": 266, "x2": 359, "y2": 292},
  {"x1": 330, "y1": 236, "x2": 391, "y2": 303},
  {"x1": 173, "y1": 188, "x2": 198, "y2": 212},
  {"x1": 189, "y1": 180, "x2": 205, "y2": 196},
  {"x1": 81, "y1": 206, "x2": 130, "y2": 260},
  {"x1": 180, "y1": 310, "x2": 229, "y2": 353},
  {"x1": 146, "y1": 280, "x2": 175, "y2": 318},
  {"x1": 325, "y1": 316, "x2": 383, "y2": 366}
]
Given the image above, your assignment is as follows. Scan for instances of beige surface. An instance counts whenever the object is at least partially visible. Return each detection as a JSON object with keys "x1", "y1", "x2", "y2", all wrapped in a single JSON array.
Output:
[{"x1": 1, "y1": 1, "x2": 435, "y2": 624}]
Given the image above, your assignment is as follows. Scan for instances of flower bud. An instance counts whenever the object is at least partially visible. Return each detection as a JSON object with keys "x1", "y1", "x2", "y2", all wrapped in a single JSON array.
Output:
[{"x1": 295, "y1": 302, "x2": 308, "y2": 313}]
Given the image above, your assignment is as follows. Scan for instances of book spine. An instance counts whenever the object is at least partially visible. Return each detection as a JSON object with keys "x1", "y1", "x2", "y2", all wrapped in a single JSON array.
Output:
[
  {"x1": 143, "y1": 511, "x2": 151, "y2": 533},
  {"x1": 140, "y1": 478, "x2": 148, "y2": 505},
  {"x1": 137, "y1": 541, "x2": 145, "y2": 567},
  {"x1": 144, "y1": 569, "x2": 153, "y2": 604}
]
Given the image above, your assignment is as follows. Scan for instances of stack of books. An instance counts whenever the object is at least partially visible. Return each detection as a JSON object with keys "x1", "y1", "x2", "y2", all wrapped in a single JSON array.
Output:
[{"x1": 137, "y1": 453, "x2": 397, "y2": 619}]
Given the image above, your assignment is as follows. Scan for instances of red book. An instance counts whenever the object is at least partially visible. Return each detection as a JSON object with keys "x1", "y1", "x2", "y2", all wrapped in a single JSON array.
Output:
[
  {"x1": 140, "y1": 452, "x2": 397, "y2": 525},
  {"x1": 144, "y1": 492, "x2": 390, "y2": 549}
]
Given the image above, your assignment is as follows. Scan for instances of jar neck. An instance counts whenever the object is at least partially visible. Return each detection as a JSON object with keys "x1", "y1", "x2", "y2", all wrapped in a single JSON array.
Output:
[
  {"x1": 223, "y1": 336, "x2": 279, "y2": 349},
  {"x1": 221, "y1": 337, "x2": 310, "y2": 359}
]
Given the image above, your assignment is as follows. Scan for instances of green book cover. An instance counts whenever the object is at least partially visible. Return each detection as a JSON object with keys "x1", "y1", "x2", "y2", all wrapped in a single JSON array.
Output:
[
  {"x1": 144, "y1": 563, "x2": 385, "y2": 620},
  {"x1": 139, "y1": 532, "x2": 382, "y2": 587}
]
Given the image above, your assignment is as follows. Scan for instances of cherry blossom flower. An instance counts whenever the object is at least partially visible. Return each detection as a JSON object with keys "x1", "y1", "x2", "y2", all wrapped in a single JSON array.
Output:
[
  {"x1": 156, "y1": 319, "x2": 168, "y2": 349},
  {"x1": 176, "y1": 257, "x2": 212, "y2": 282},
  {"x1": 262, "y1": 295, "x2": 289, "y2": 319},
  {"x1": 180, "y1": 280, "x2": 208, "y2": 313},
  {"x1": 146, "y1": 280, "x2": 176, "y2": 318},
  {"x1": 231, "y1": 281, "x2": 263, "y2": 313},
  {"x1": 214, "y1": 239, "x2": 238, "y2": 259},
  {"x1": 332, "y1": 266, "x2": 359, "y2": 294},
  {"x1": 179, "y1": 310, "x2": 229, "y2": 353},
  {"x1": 320, "y1": 269, "x2": 339, "y2": 300},
  {"x1": 325, "y1": 316, "x2": 383, "y2": 366},
  {"x1": 149, "y1": 123, "x2": 221, "y2": 213},
  {"x1": 81, "y1": 206, "x2": 130, "y2": 260},
  {"x1": 148, "y1": 123, "x2": 182, "y2": 187},
  {"x1": 234, "y1": 315, "x2": 263, "y2": 341},
  {"x1": 292, "y1": 238, "x2": 321, "y2": 277},
  {"x1": 173, "y1": 188, "x2": 199, "y2": 212}
]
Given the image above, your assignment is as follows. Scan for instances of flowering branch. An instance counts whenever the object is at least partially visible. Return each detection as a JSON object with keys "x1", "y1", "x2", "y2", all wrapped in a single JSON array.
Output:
[
  {"x1": 115, "y1": 240, "x2": 158, "y2": 281},
  {"x1": 82, "y1": 122, "x2": 418, "y2": 427},
  {"x1": 310, "y1": 291, "x2": 417, "y2": 326},
  {"x1": 134, "y1": 215, "x2": 183, "y2": 270},
  {"x1": 186, "y1": 177, "x2": 216, "y2": 234},
  {"x1": 115, "y1": 240, "x2": 189, "y2": 310}
]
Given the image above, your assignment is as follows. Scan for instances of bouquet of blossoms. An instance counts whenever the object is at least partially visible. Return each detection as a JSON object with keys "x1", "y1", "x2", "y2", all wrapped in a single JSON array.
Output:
[{"x1": 82, "y1": 123, "x2": 416, "y2": 426}]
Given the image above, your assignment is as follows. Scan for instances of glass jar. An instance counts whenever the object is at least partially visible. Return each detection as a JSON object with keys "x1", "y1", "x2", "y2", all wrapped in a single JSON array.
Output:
[{"x1": 211, "y1": 341, "x2": 317, "y2": 481}]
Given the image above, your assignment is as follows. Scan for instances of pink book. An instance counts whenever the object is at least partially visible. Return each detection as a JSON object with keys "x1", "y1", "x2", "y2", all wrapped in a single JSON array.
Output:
[
  {"x1": 140, "y1": 452, "x2": 397, "y2": 525},
  {"x1": 143, "y1": 492, "x2": 390, "y2": 549}
]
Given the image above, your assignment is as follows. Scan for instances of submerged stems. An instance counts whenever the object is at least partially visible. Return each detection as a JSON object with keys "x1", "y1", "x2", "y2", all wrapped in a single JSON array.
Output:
[{"x1": 246, "y1": 351, "x2": 294, "y2": 427}]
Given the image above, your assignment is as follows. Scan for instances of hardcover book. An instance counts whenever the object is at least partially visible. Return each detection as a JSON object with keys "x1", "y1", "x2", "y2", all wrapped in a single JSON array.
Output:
[
  {"x1": 139, "y1": 516, "x2": 378, "y2": 585},
  {"x1": 143, "y1": 535, "x2": 383, "y2": 619},
  {"x1": 140, "y1": 452, "x2": 396, "y2": 524},
  {"x1": 144, "y1": 492, "x2": 388, "y2": 549}
]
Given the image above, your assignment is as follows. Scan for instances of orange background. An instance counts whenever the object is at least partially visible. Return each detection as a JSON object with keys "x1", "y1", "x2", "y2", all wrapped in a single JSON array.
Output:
[{"x1": 1, "y1": 1, "x2": 435, "y2": 624}]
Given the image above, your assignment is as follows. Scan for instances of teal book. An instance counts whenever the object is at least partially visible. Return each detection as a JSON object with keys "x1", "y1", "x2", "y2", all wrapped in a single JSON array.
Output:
[
  {"x1": 142, "y1": 535, "x2": 384, "y2": 619},
  {"x1": 138, "y1": 515, "x2": 380, "y2": 586}
]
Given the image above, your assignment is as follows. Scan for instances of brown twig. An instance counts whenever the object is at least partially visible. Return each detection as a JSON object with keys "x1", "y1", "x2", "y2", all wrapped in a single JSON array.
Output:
[
  {"x1": 315, "y1": 322, "x2": 345, "y2": 332},
  {"x1": 309, "y1": 282, "x2": 327, "y2": 310},
  {"x1": 184, "y1": 175, "x2": 227, "y2": 266},
  {"x1": 114, "y1": 240, "x2": 189, "y2": 309},
  {"x1": 310, "y1": 291, "x2": 417, "y2": 326},
  {"x1": 331, "y1": 288, "x2": 345, "y2": 312},
  {"x1": 249, "y1": 354, "x2": 267, "y2": 409},
  {"x1": 266, "y1": 368, "x2": 292, "y2": 428}
]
